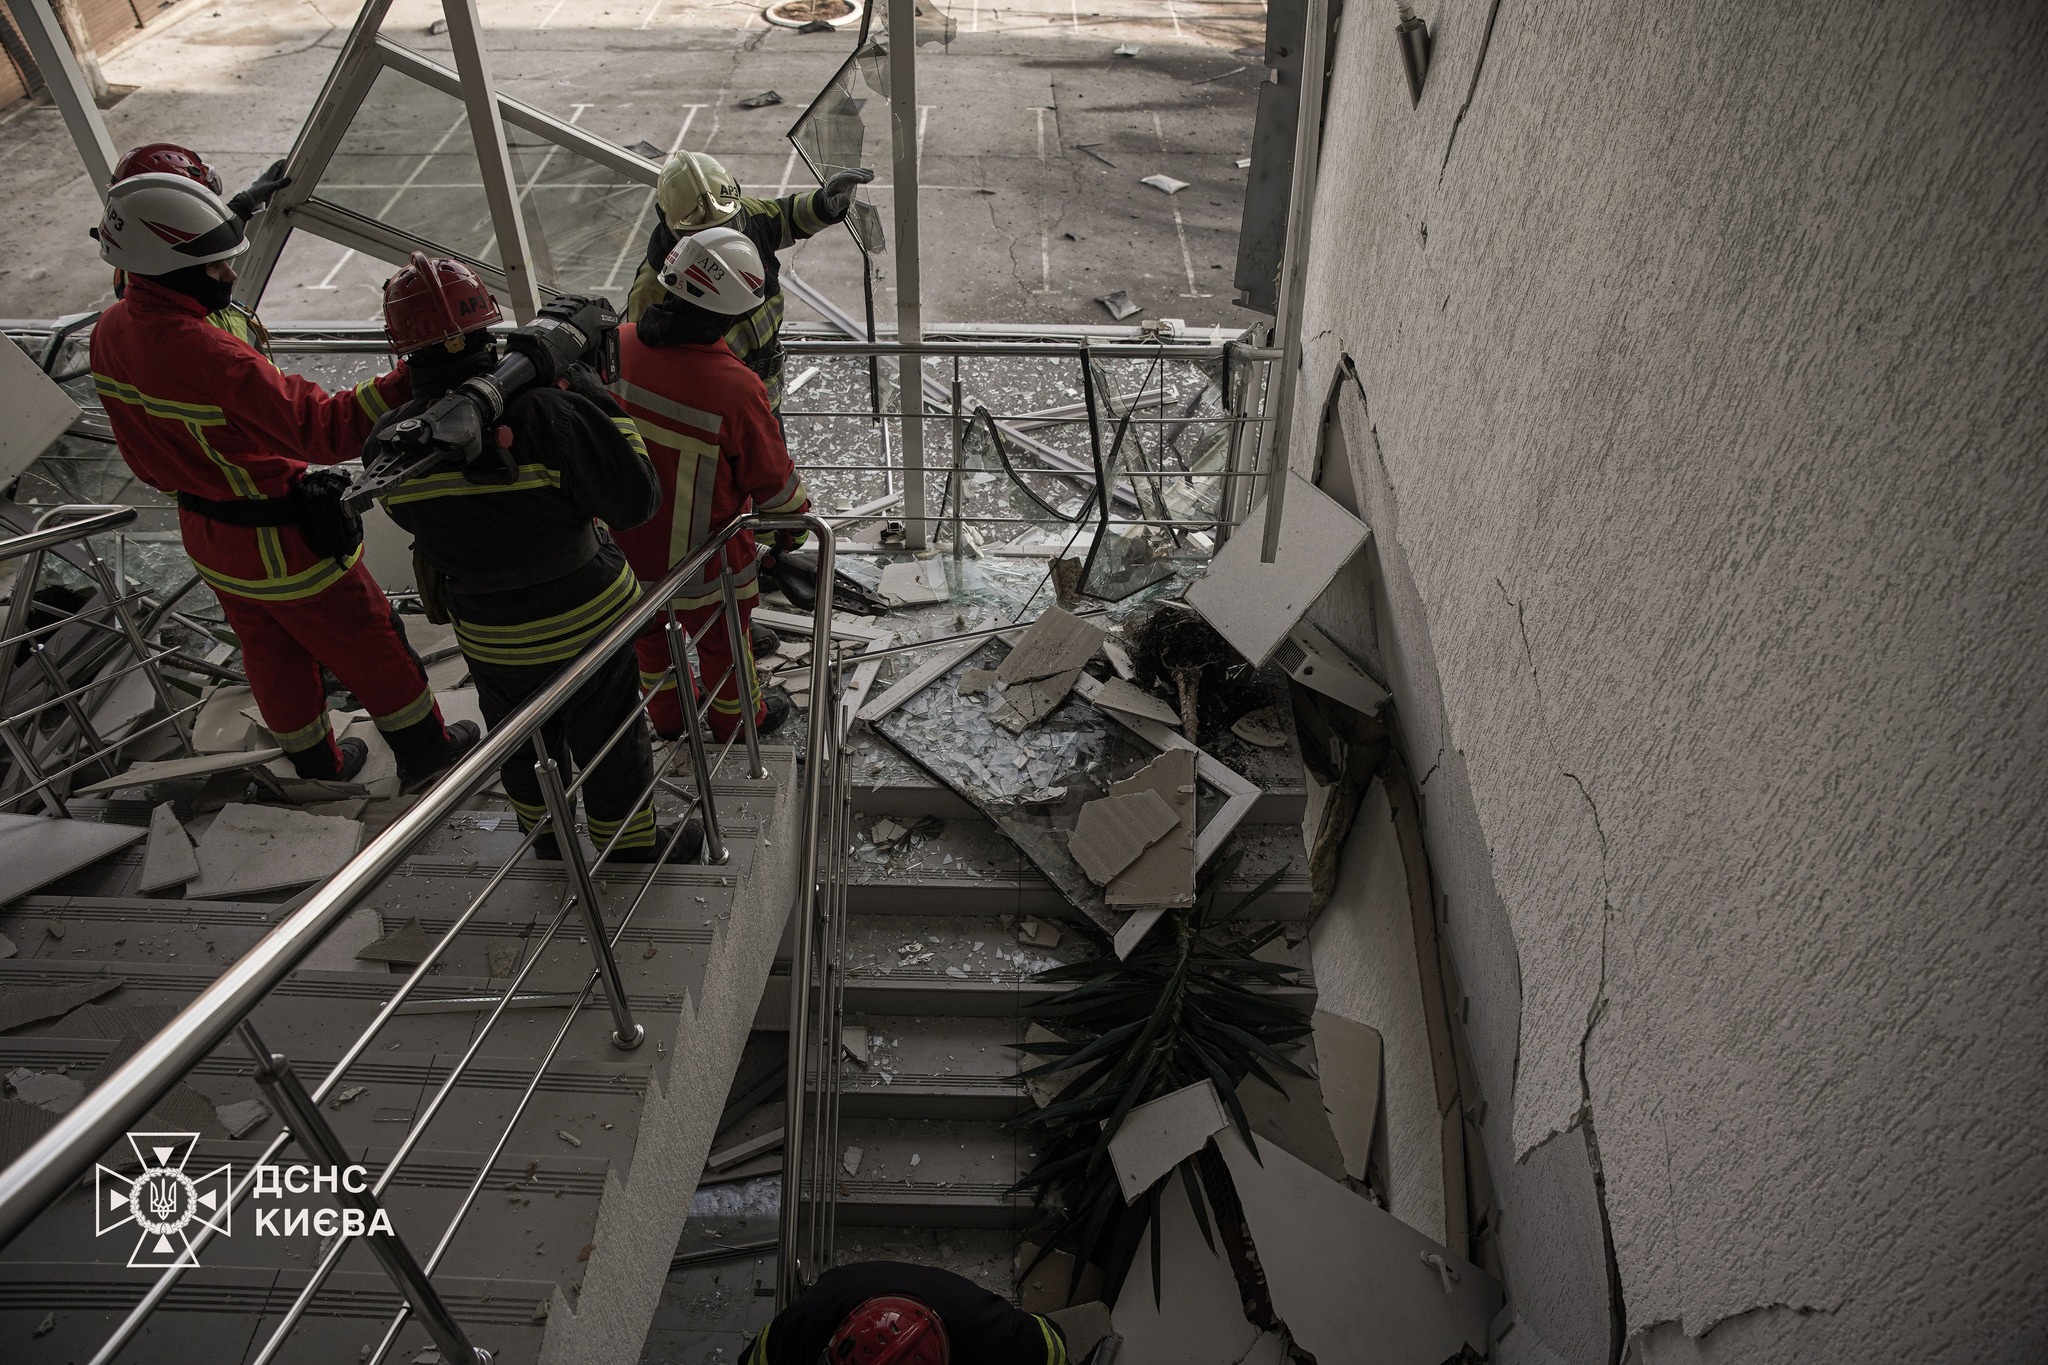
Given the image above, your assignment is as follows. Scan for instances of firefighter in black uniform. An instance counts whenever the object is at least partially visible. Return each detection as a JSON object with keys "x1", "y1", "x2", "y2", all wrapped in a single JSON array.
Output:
[{"x1": 372, "y1": 252, "x2": 697, "y2": 862}]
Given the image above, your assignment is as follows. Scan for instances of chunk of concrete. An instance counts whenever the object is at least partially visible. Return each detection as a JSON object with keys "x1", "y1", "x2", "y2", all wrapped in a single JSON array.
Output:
[
  {"x1": 216, "y1": 1098, "x2": 272, "y2": 1139},
  {"x1": 186, "y1": 802, "x2": 364, "y2": 899},
  {"x1": 1093, "y1": 675, "x2": 1181, "y2": 727},
  {"x1": 1070, "y1": 789, "x2": 1182, "y2": 886},
  {"x1": 1103, "y1": 749, "x2": 1197, "y2": 908},
  {"x1": 1214, "y1": 1124, "x2": 1501, "y2": 1363},
  {"x1": 1107, "y1": 1079, "x2": 1228, "y2": 1204},
  {"x1": 1312, "y1": 1009, "x2": 1384, "y2": 1184},
  {"x1": 1184, "y1": 472, "x2": 1370, "y2": 666},
  {"x1": 842, "y1": 1025, "x2": 871, "y2": 1066},
  {"x1": 137, "y1": 802, "x2": 200, "y2": 894},
  {"x1": 0, "y1": 813, "x2": 148, "y2": 902},
  {"x1": 6, "y1": 1067, "x2": 84, "y2": 1113},
  {"x1": 1018, "y1": 916, "x2": 1062, "y2": 949}
]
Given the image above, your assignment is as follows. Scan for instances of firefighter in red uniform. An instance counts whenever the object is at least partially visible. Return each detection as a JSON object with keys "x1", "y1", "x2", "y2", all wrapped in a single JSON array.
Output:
[
  {"x1": 611, "y1": 227, "x2": 810, "y2": 743},
  {"x1": 88, "y1": 172, "x2": 475, "y2": 783},
  {"x1": 104, "y1": 142, "x2": 291, "y2": 350},
  {"x1": 372, "y1": 254, "x2": 699, "y2": 863}
]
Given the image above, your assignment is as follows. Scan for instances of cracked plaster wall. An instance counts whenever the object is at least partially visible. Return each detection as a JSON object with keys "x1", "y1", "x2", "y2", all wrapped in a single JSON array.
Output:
[{"x1": 1278, "y1": 1, "x2": 2048, "y2": 1360}]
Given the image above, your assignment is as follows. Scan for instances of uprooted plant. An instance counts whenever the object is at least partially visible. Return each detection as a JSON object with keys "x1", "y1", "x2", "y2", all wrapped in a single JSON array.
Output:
[{"x1": 1008, "y1": 855, "x2": 1312, "y2": 1308}]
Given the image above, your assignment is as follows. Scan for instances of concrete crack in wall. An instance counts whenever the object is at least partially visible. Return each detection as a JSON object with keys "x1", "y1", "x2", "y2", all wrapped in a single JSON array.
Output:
[
  {"x1": 1497, "y1": 575, "x2": 1627, "y2": 1360},
  {"x1": 1439, "y1": 0, "x2": 1507, "y2": 181}
]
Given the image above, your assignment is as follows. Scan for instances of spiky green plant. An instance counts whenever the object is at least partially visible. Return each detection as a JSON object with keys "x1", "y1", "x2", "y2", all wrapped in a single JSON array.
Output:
[{"x1": 1010, "y1": 855, "x2": 1312, "y2": 1306}]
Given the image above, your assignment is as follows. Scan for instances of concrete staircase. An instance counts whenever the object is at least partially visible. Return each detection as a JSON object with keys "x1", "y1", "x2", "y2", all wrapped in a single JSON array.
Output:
[{"x1": 0, "y1": 747, "x2": 801, "y2": 1365}]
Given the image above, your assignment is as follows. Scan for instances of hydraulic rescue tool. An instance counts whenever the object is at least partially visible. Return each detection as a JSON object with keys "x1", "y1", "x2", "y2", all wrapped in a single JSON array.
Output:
[{"x1": 345, "y1": 293, "x2": 620, "y2": 514}]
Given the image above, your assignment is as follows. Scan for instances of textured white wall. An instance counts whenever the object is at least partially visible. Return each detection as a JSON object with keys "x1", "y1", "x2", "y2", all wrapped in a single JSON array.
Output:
[{"x1": 1283, "y1": 1, "x2": 2048, "y2": 1360}]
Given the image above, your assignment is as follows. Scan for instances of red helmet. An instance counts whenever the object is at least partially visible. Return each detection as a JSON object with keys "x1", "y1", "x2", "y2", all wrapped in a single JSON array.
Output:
[
  {"x1": 824, "y1": 1296, "x2": 948, "y2": 1365},
  {"x1": 113, "y1": 142, "x2": 222, "y2": 195},
  {"x1": 382, "y1": 251, "x2": 502, "y2": 355}
]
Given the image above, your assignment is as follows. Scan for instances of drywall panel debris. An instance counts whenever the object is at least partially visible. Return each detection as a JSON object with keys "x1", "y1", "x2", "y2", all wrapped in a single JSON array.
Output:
[
  {"x1": 74, "y1": 749, "x2": 283, "y2": 795},
  {"x1": 137, "y1": 802, "x2": 199, "y2": 894},
  {"x1": 186, "y1": 803, "x2": 363, "y2": 899},
  {"x1": 995, "y1": 605, "x2": 1105, "y2": 686},
  {"x1": 1110, "y1": 1176, "x2": 1262, "y2": 1362},
  {"x1": 1312, "y1": 1009, "x2": 1384, "y2": 1183},
  {"x1": 1094, "y1": 675, "x2": 1182, "y2": 727},
  {"x1": 1216, "y1": 1125, "x2": 1500, "y2": 1362},
  {"x1": 1104, "y1": 748, "x2": 1197, "y2": 908},
  {"x1": 1184, "y1": 472, "x2": 1369, "y2": 666},
  {"x1": 1070, "y1": 789, "x2": 1182, "y2": 885},
  {"x1": 0, "y1": 813, "x2": 148, "y2": 902},
  {"x1": 1107, "y1": 1079, "x2": 1228, "y2": 1203}
]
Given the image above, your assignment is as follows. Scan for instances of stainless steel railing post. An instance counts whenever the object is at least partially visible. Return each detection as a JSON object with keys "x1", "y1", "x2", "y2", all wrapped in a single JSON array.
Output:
[
  {"x1": 532, "y1": 742, "x2": 645, "y2": 1051},
  {"x1": 717, "y1": 569, "x2": 766, "y2": 779},
  {"x1": 664, "y1": 612, "x2": 726, "y2": 864},
  {"x1": 237, "y1": 1021, "x2": 492, "y2": 1365}
]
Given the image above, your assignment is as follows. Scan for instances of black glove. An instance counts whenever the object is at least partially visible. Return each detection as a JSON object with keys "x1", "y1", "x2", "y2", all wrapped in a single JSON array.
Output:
[
  {"x1": 227, "y1": 159, "x2": 290, "y2": 221},
  {"x1": 774, "y1": 528, "x2": 810, "y2": 555},
  {"x1": 559, "y1": 361, "x2": 617, "y2": 410},
  {"x1": 819, "y1": 167, "x2": 874, "y2": 221}
]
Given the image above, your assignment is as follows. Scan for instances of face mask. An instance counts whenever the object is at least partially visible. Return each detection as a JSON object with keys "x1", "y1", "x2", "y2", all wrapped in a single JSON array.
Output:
[{"x1": 152, "y1": 264, "x2": 235, "y2": 313}]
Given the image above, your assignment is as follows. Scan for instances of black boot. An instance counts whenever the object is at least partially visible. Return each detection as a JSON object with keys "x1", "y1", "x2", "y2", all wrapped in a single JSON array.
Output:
[
  {"x1": 749, "y1": 620, "x2": 780, "y2": 657},
  {"x1": 394, "y1": 719, "x2": 482, "y2": 791},
  {"x1": 757, "y1": 690, "x2": 795, "y2": 737},
  {"x1": 610, "y1": 816, "x2": 705, "y2": 864}
]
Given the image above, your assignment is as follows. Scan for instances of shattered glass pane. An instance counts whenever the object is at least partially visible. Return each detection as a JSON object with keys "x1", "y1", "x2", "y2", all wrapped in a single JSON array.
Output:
[
  {"x1": 788, "y1": 44, "x2": 891, "y2": 256},
  {"x1": 314, "y1": 70, "x2": 500, "y2": 266}
]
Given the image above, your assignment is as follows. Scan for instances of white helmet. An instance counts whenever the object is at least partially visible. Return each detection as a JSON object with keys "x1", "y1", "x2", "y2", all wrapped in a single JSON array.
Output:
[
  {"x1": 96, "y1": 171, "x2": 248, "y2": 276},
  {"x1": 658, "y1": 226, "x2": 766, "y2": 316}
]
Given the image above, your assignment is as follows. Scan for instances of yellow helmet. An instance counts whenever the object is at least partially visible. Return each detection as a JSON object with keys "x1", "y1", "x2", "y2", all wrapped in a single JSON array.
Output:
[{"x1": 656, "y1": 151, "x2": 742, "y2": 232}]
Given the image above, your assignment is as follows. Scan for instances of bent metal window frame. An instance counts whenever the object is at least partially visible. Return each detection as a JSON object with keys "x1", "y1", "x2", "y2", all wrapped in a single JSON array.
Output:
[{"x1": 231, "y1": 0, "x2": 666, "y2": 313}]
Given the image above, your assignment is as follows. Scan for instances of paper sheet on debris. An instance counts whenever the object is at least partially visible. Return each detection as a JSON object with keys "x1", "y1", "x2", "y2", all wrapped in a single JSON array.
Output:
[
  {"x1": 185, "y1": 802, "x2": 364, "y2": 899},
  {"x1": 1215, "y1": 1124, "x2": 1501, "y2": 1362},
  {"x1": 1183, "y1": 472, "x2": 1370, "y2": 666},
  {"x1": 0, "y1": 813, "x2": 148, "y2": 903},
  {"x1": 1069, "y1": 789, "x2": 1181, "y2": 886},
  {"x1": 1108, "y1": 1078, "x2": 1229, "y2": 1203},
  {"x1": 1103, "y1": 748, "x2": 1197, "y2": 907}
]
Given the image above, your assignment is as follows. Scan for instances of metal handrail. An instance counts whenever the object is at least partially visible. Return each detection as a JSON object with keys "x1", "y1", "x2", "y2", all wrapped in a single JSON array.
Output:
[
  {"x1": 0, "y1": 504, "x2": 137, "y2": 560},
  {"x1": 0, "y1": 509, "x2": 835, "y2": 1250}
]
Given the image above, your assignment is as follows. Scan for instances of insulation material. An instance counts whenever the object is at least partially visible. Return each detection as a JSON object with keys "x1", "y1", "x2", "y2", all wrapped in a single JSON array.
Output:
[
  {"x1": 1069, "y1": 789, "x2": 1182, "y2": 885},
  {"x1": 1312, "y1": 1009, "x2": 1384, "y2": 1184},
  {"x1": 994, "y1": 605, "x2": 1105, "y2": 685},
  {"x1": 1103, "y1": 748, "x2": 1197, "y2": 908},
  {"x1": 1108, "y1": 1079, "x2": 1230, "y2": 1203},
  {"x1": 1109, "y1": 1175, "x2": 1263, "y2": 1362},
  {"x1": 1092, "y1": 675, "x2": 1182, "y2": 727},
  {"x1": 74, "y1": 749, "x2": 283, "y2": 795},
  {"x1": 1215, "y1": 1125, "x2": 1500, "y2": 1362},
  {"x1": 1183, "y1": 472, "x2": 1370, "y2": 666},
  {"x1": 0, "y1": 813, "x2": 148, "y2": 902},
  {"x1": 186, "y1": 803, "x2": 364, "y2": 899},
  {"x1": 137, "y1": 802, "x2": 200, "y2": 894},
  {"x1": 1308, "y1": 779, "x2": 1445, "y2": 1243}
]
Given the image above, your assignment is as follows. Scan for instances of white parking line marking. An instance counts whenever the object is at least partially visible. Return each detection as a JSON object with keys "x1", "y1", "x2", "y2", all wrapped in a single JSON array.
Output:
[
  {"x1": 1165, "y1": 0, "x2": 1183, "y2": 36},
  {"x1": 773, "y1": 146, "x2": 800, "y2": 196},
  {"x1": 1033, "y1": 107, "x2": 1056, "y2": 293},
  {"x1": 310, "y1": 112, "x2": 467, "y2": 291},
  {"x1": 538, "y1": 0, "x2": 571, "y2": 27},
  {"x1": 1154, "y1": 112, "x2": 1210, "y2": 298},
  {"x1": 605, "y1": 107, "x2": 704, "y2": 290}
]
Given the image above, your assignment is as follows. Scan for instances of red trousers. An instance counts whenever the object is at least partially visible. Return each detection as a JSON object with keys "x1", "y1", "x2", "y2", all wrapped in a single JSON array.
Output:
[
  {"x1": 215, "y1": 559, "x2": 447, "y2": 777},
  {"x1": 632, "y1": 598, "x2": 762, "y2": 742}
]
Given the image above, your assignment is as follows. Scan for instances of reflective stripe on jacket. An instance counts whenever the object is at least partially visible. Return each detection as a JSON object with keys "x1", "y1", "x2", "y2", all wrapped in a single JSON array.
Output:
[
  {"x1": 610, "y1": 328, "x2": 810, "y2": 612},
  {"x1": 89, "y1": 276, "x2": 409, "y2": 602}
]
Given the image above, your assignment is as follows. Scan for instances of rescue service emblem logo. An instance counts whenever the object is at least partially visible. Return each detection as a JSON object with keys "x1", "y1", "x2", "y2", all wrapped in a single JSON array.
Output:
[{"x1": 95, "y1": 1132, "x2": 232, "y2": 1269}]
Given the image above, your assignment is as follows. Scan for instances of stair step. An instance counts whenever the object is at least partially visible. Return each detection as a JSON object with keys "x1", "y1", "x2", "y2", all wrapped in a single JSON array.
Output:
[
  {"x1": 830, "y1": 1015, "x2": 1032, "y2": 1120},
  {"x1": 826, "y1": 1119, "x2": 1039, "y2": 1229}
]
